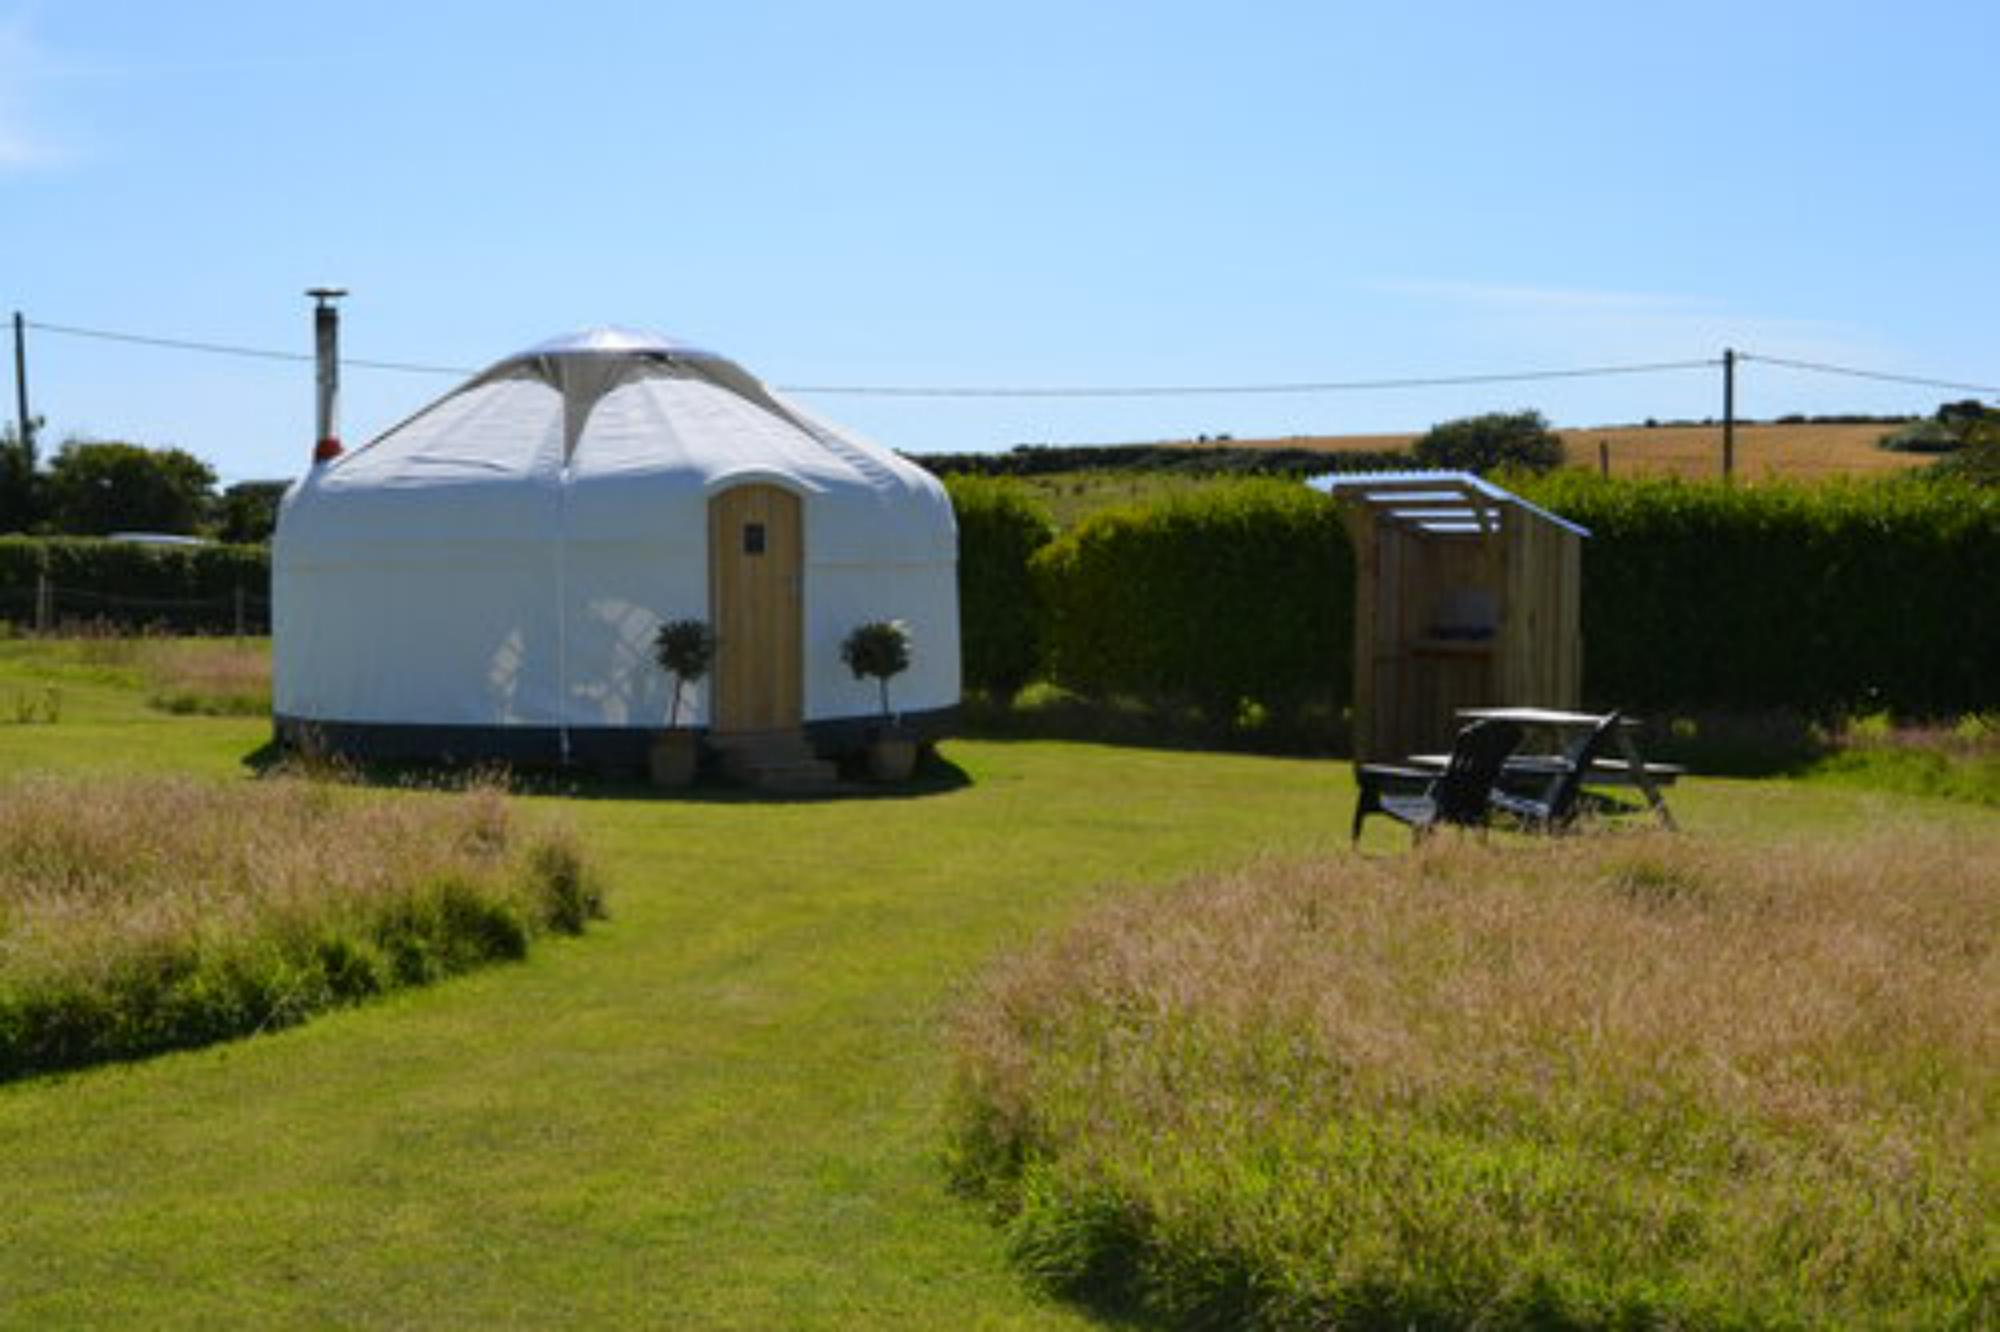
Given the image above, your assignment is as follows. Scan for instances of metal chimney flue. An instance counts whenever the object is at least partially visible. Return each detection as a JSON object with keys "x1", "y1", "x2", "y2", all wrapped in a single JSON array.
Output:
[{"x1": 307, "y1": 287, "x2": 347, "y2": 463}]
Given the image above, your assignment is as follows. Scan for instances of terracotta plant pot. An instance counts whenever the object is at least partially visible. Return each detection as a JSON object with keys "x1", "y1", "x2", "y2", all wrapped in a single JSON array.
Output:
[
  {"x1": 866, "y1": 734, "x2": 918, "y2": 783},
  {"x1": 648, "y1": 731, "x2": 700, "y2": 787}
]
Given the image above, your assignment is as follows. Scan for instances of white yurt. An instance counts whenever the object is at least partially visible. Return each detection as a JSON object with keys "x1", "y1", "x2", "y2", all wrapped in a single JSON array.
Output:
[{"x1": 273, "y1": 328, "x2": 959, "y2": 766}]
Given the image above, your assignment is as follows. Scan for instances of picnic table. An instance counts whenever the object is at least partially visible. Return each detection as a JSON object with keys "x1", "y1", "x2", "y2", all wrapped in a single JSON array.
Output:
[{"x1": 1406, "y1": 707, "x2": 1683, "y2": 831}]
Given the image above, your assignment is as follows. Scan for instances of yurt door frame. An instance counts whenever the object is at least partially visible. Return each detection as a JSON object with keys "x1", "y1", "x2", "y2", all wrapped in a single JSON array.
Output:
[{"x1": 708, "y1": 483, "x2": 804, "y2": 733}]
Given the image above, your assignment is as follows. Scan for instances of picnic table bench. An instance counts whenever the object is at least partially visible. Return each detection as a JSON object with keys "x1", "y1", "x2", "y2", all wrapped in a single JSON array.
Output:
[{"x1": 1406, "y1": 707, "x2": 1682, "y2": 831}]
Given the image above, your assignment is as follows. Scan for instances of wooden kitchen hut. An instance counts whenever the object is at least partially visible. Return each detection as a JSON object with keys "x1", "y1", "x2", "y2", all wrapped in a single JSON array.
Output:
[{"x1": 1307, "y1": 471, "x2": 1588, "y2": 765}]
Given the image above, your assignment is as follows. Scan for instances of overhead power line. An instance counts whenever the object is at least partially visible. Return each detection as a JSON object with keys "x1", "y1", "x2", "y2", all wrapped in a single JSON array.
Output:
[
  {"x1": 1737, "y1": 351, "x2": 2000, "y2": 398},
  {"x1": 779, "y1": 359, "x2": 1721, "y2": 398},
  {"x1": 26, "y1": 319, "x2": 476, "y2": 376},
  {"x1": 19, "y1": 314, "x2": 1997, "y2": 401},
  {"x1": 24, "y1": 315, "x2": 1713, "y2": 398}
]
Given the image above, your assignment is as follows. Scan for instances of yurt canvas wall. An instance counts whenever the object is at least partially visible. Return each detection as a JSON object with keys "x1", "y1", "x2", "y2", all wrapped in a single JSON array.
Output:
[{"x1": 274, "y1": 329, "x2": 959, "y2": 765}]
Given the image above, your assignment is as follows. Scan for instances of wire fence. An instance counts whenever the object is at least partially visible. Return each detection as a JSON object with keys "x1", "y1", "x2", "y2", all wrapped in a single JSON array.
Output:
[{"x1": 0, "y1": 577, "x2": 271, "y2": 637}]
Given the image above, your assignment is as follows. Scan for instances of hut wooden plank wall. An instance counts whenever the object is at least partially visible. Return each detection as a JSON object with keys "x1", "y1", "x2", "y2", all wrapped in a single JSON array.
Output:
[{"x1": 1309, "y1": 472, "x2": 1588, "y2": 765}]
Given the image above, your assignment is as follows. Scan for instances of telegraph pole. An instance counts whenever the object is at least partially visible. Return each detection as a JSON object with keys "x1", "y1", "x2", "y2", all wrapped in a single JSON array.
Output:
[
  {"x1": 1721, "y1": 347, "x2": 1736, "y2": 481},
  {"x1": 11, "y1": 311, "x2": 32, "y2": 466}
]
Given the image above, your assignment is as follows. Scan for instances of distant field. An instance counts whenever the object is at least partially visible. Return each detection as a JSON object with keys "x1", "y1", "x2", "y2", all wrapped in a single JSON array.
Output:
[
  {"x1": 1233, "y1": 420, "x2": 1922, "y2": 481},
  {"x1": 1016, "y1": 422, "x2": 1926, "y2": 526}
]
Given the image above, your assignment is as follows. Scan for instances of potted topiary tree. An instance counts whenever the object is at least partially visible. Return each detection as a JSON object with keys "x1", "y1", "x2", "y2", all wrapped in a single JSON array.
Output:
[
  {"x1": 840, "y1": 618, "x2": 916, "y2": 781},
  {"x1": 650, "y1": 618, "x2": 716, "y2": 786}
]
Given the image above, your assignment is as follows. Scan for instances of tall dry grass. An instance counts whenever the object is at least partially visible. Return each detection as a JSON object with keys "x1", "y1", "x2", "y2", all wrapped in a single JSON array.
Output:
[
  {"x1": 139, "y1": 638, "x2": 271, "y2": 715},
  {"x1": 0, "y1": 773, "x2": 606, "y2": 1078},
  {"x1": 950, "y1": 830, "x2": 1997, "y2": 1328},
  {"x1": 1, "y1": 630, "x2": 271, "y2": 716}
]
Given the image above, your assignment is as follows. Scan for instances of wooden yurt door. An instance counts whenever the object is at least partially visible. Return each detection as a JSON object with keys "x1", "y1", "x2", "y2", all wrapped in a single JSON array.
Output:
[{"x1": 708, "y1": 484, "x2": 803, "y2": 733}]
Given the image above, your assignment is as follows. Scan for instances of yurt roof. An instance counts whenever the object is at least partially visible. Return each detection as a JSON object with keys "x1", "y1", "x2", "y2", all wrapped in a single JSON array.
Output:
[
  {"x1": 314, "y1": 326, "x2": 929, "y2": 485},
  {"x1": 515, "y1": 327, "x2": 717, "y2": 358},
  {"x1": 283, "y1": 328, "x2": 952, "y2": 562}
]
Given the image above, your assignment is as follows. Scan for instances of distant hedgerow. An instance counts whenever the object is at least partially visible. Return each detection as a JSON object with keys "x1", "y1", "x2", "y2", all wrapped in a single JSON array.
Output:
[{"x1": 0, "y1": 536, "x2": 269, "y2": 634}]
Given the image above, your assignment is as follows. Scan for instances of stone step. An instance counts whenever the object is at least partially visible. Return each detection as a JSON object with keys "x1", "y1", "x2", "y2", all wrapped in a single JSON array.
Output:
[
  {"x1": 710, "y1": 727, "x2": 815, "y2": 759},
  {"x1": 751, "y1": 759, "x2": 842, "y2": 793},
  {"x1": 709, "y1": 729, "x2": 839, "y2": 792}
]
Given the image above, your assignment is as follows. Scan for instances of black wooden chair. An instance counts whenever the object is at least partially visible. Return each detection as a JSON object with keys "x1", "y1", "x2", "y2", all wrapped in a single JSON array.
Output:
[
  {"x1": 1351, "y1": 719, "x2": 1524, "y2": 844},
  {"x1": 1489, "y1": 711, "x2": 1623, "y2": 834}
]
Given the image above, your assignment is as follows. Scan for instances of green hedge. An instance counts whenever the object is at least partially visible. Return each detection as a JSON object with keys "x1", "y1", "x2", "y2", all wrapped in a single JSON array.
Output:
[
  {"x1": 946, "y1": 478, "x2": 1055, "y2": 699},
  {"x1": 1030, "y1": 480, "x2": 1352, "y2": 722},
  {"x1": 0, "y1": 537, "x2": 269, "y2": 633},
  {"x1": 1009, "y1": 473, "x2": 1994, "y2": 726},
  {"x1": 1517, "y1": 473, "x2": 1999, "y2": 717},
  {"x1": 8, "y1": 477, "x2": 1991, "y2": 721}
]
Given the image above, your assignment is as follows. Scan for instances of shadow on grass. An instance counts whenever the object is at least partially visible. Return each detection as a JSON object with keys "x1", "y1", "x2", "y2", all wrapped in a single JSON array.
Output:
[
  {"x1": 1624, "y1": 710, "x2": 1831, "y2": 779},
  {"x1": 560, "y1": 749, "x2": 977, "y2": 805},
  {"x1": 961, "y1": 687, "x2": 1354, "y2": 760},
  {"x1": 244, "y1": 703, "x2": 1981, "y2": 797},
  {"x1": 964, "y1": 691, "x2": 1855, "y2": 779},
  {"x1": 240, "y1": 740, "x2": 975, "y2": 804}
]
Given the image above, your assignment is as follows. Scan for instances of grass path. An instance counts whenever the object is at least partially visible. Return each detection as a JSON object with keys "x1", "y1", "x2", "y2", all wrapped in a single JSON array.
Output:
[
  {"x1": 0, "y1": 709, "x2": 1354, "y2": 1327},
  {"x1": 0, "y1": 640, "x2": 1987, "y2": 1326}
]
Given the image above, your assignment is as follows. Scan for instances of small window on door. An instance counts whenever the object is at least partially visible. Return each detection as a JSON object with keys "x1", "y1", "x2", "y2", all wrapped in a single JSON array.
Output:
[{"x1": 743, "y1": 523, "x2": 766, "y2": 555}]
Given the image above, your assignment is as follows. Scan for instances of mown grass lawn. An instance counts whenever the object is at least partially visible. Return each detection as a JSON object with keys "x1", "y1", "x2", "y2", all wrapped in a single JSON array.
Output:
[{"x1": 0, "y1": 638, "x2": 1989, "y2": 1327}]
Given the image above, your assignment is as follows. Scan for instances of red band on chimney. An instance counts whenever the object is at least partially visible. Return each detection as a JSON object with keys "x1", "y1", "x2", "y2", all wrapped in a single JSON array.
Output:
[{"x1": 313, "y1": 438, "x2": 344, "y2": 463}]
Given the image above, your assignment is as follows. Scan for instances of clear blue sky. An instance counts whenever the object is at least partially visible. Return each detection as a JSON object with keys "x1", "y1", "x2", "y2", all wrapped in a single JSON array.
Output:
[{"x1": 6, "y1": 1, "x2": 1997, "y2": 483}]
